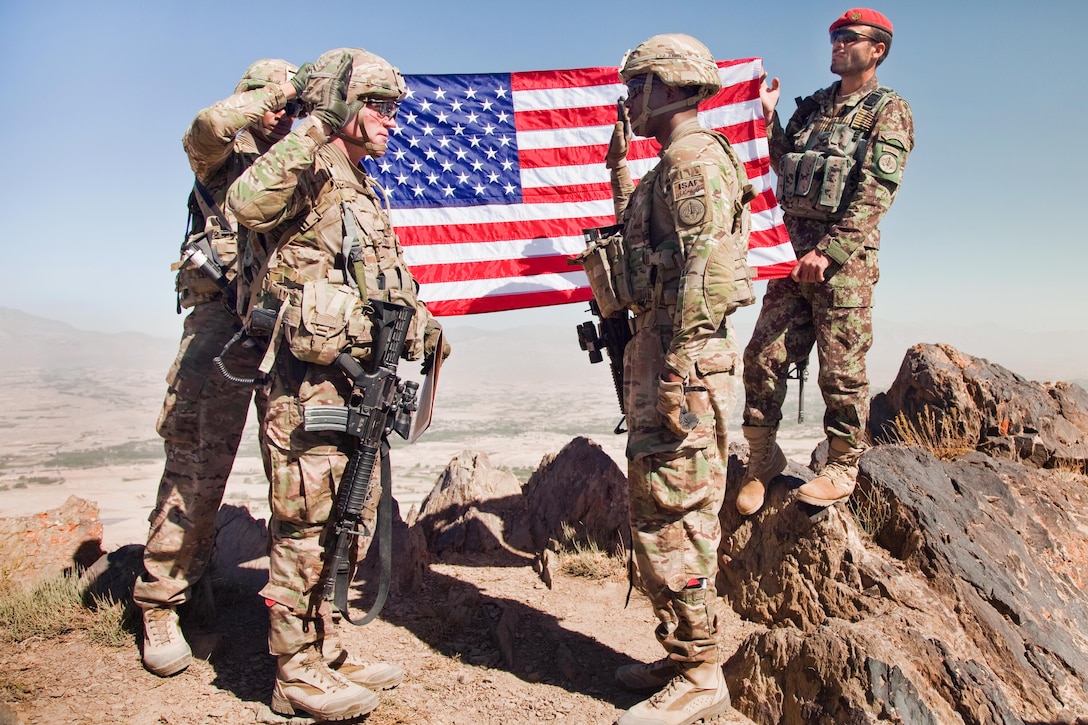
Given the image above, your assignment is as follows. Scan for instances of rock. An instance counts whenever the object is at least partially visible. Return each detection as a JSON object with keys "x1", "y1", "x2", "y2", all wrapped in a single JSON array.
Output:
[
  {"x1": 412, "y1": 450, "x2": 529, "y2": 556},
  {"x1": 78, "y1": 543, "x2": 144, "y2": 606},
  {"x1": 206, "y1": 504, "x2": 270, "y2": 595},
  {"x1": 718, "y1": 440, "x2": 1088, "y2": 722},
  {"x1": 522, "y1": 436, "x2": 629, "y2": 555},
  {"x1": 0, "y1": 495, "x2": 104, "y2": 590},
  {"x1": 869, "y1": 343, "x2": 1088, "y2": 469}
]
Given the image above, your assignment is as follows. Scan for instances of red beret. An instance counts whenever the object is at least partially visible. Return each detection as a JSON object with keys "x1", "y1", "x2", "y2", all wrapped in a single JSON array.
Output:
[{"x1": 829, "y1": 8, "x2": 893, "y2": 36}]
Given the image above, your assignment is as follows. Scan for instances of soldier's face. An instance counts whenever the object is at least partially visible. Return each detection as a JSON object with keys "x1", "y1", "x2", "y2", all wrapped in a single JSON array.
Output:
[
  {"x1": 830, "y1": 25, "x2": 884, "y2": 76},
  {"x1": 359, "y1": 104, "x2": 397, "y2": 157},
  {"x1": 255, "y1": 107, "x2": 295, "y2": 143}
]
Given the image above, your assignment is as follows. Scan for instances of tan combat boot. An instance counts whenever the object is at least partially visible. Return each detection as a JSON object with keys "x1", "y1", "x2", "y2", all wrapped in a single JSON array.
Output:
[
  {"x1": 327, "y1": 649, "x2": 405, "y2": 690},
  {"x1": 616, "y1": 661, "x2": 730, "y2": 725},
  {"x1": 141, "y1": 606, "x2": 192, "y2": 677},
  {"x1": 271, "y1": 646, "x2": 379, "y2": 721},
  {"x1": 796, "y1": 436, "x2": 862, "y2": 507},
  {"x1": 615, "y1": 656, "x2": 680, "y2": 692},
  {"x1": 736, "y1": 425, "x2": 787, "y2": 515}
]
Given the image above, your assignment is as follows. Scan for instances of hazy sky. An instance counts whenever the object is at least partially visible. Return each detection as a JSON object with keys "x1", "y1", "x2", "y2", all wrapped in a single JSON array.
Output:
[{"x1": 2, "y1": 0, "x2": 1085, "y2": 342}]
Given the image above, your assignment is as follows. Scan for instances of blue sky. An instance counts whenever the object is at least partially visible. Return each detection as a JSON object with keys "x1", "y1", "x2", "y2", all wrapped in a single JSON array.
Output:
[{"x1": 1, "y1": 0, "x2": 1085, "y2": 343}]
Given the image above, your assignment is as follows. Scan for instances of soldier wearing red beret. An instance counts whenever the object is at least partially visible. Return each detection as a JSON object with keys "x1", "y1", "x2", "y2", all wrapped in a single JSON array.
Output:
[{"x1": 737, "y1": 9, "x2": 914, "y2": 514}]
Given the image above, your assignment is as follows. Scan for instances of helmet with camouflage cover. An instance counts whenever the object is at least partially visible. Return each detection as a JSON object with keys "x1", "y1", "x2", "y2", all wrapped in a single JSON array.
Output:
[
  {"x1": 620, "y1": 34, "x2": 721, "y2": 101},
  {"x1": 313, "y1": 47, "x2": 407, "y2": 103},
  {"x1": 234, "y1": 58, "x2": 299, "y2": 94},
  {"x1": 619, "y1": 34, "x2": 720, "y2": 138},
  {"x1": 311, "y1": 48, "x2": 406, "y2": 158}
]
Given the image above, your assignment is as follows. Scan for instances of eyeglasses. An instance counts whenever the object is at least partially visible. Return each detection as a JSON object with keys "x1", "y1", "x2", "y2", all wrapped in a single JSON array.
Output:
[
  {"x1": 830, "y1": 29, "x2": 879, "y2": 46},
  {"x1": 364, "y1": 99, "x2": 401, "y2": 119}
]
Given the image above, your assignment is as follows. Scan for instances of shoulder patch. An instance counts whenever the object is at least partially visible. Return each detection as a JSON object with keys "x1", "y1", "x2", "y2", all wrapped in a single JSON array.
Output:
[
  {"x1": 672, "y1": 170, "x2": 705, "y2": 201},
  {"x1": 878, "y1": 129, "x2": 910, "y2": 150},
  {"x1": 677, "y1": 197, "x2": 707, "y2": 226}
]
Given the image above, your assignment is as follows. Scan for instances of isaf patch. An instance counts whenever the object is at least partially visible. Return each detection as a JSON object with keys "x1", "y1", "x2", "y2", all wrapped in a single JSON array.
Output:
[{"x1": 673, "y1": 169, "x2": 707, "y2": 226}]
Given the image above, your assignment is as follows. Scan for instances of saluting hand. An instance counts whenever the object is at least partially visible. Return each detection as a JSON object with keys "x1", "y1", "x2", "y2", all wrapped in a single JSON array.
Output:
[
  {"x1": 759, "y1": 71, "x2": 780, "y2": 125},
  {"x1": 605, "y1": 99, "x2": 632, "y2": 169}
]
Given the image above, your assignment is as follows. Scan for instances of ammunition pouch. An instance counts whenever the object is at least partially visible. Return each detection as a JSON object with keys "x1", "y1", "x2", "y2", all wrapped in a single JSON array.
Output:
[
  {"x1": 577, "y1": 224, "x2": 653, "y2": 317},
  {"x1": 282, "y1": 279, "x2": 372, "y2": 366},
  {"x1": 777, "y1": 150, "x2": 856, "y2": 222}
]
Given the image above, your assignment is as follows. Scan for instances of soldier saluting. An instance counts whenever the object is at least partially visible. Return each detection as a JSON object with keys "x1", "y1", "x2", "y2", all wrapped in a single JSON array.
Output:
[{"x1": 586, "y1": 33, "x2": 754, "y2": 725}]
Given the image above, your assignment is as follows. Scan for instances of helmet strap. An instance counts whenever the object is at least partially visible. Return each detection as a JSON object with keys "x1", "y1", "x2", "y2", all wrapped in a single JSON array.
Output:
[{"x1": 630, "y1": 74, "x2": 702, "y2": 136}]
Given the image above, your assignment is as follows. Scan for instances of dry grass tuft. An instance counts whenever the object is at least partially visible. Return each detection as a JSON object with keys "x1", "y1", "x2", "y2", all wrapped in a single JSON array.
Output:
[
  {"x1": 0, "y1": 572, "x2": 133, "y2": 646},
  {"x1": 555, "y1": 523, "x2": 625, "y2": 579},
  {"x1": 888, "y1": 405, "x2": 974, "y2": 460}
]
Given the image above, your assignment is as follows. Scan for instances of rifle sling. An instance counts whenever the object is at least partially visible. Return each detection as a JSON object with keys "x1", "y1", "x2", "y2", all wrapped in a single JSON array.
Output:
[{"x1": 336, "y1": 439, "x2": 394, "y2": 627}]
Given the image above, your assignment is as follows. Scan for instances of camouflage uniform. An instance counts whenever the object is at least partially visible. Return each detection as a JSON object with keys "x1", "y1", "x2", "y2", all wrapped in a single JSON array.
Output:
[
  {"x1": 616, "y1": 113, "x2": 750, "y2": 663},
  {"x1": 226, "y1": 102, "x2": 435, "y2": 658},
  {"x1": 743, "y1": 76, "x2": 913, "y2": 446},
  {"x1": 135, "y1": 72, "x2": 293, "y2": 611}
]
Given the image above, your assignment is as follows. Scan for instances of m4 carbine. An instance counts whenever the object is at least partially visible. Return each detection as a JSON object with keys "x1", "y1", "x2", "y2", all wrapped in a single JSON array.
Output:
[
  {"x1": 576, "y1": 298, "x2": 632, "y2": 434},
  {"x1": 302, "y1": 299, "x2": 418, "y2": 626}
]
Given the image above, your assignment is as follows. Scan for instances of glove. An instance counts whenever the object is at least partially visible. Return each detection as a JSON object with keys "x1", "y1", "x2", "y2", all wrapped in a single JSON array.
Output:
[
  {"x1": 421, "y1": 319, "x2": 451, "y2": 374},
  {"x1": 289, "y1": 62, "x2": 314, "y2": 96},
  {"x1": 302, "y1": 52, "x2": 353, "y2": 130},
  {"x1": 605, "y1": 99, "x2": 631, "y2": 169},
  {"x1": 657, "y1": 379, "x2": 698, "y2": 437}
]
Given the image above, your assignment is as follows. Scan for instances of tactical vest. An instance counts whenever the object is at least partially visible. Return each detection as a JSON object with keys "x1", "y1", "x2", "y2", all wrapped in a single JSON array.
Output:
[
  {"x1": 579, "y1": 128, "x2": 754, "y2": 320},
  {"x1": 776, "y1": 87, "x2": 892, "y2": 222},
  {"x1": 251, "y1": 147, "x2": 423, "y2": 366},
  {"x1": 174, "y1": 145, "x2": 257, "y2": 311}
]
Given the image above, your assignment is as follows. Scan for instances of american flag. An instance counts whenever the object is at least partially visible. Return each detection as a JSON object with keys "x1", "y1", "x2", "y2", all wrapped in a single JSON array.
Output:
[{"x1": 363, "y1": 58, "x2": 795, "y2": 317}]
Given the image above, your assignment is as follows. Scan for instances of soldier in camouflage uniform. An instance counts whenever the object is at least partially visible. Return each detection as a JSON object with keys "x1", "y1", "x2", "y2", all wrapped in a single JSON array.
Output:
[
  {"x1": 134, "y1": 58, "x2": 308, "y2": 678},
  {"x1": 738, "y1": 8, "x2": 914, "y2": 515},
  {"x1": 596, "y1": 34, "x2": 753, "y2": 725},
  {"x1": 226, "y1": 48, "x2": 448, "y2": 722}
]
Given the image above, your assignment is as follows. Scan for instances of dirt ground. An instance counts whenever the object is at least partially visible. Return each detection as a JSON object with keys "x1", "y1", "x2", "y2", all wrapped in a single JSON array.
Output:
[{"x1": 0, "y1": 547, "x2": 762, "y2": 725}]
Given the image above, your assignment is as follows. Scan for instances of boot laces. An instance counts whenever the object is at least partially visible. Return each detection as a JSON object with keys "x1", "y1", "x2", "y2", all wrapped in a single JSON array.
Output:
[
  {"x1": 300, "y1": 654, "x2": 349, "y2": 692},
  {"x1": 144, "y1": 609, "x2": 179, "y2": 647},
  {"x1": 647, "y1": 674, "x2": 686, "y2": 706}
]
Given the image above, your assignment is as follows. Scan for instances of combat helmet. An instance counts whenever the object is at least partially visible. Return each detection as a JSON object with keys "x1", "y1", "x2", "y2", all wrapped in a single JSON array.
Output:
[
  {"x1": 620, "y1": 34, "x2": 721, "y2": 101},
  {"x1": 234, "y1": 58, "x2": 299, "y2": 94},
  {"x1": 314, "y1": 47, "x2": 407, "y2": 103},
  {"x1": 619, "y1": 34, "x2": 720, "y2": 137}
]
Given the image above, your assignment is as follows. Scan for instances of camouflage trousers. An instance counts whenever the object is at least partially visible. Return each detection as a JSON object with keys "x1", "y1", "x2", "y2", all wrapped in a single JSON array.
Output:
[
  {"x1": 135, "y1": 301, "x2": 266, "y2": 609},
  {"x1": 259, "y1": 358, "x2": 381, "y2": 656},
  {"x1": 742, "y1": 247, "x2": 878, "y2": 446},
  {"x1": 623, "y1": 321, "x2": 737, "y2": 664}
]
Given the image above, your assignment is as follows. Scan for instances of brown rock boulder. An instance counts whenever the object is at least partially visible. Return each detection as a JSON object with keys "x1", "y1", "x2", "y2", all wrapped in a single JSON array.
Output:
[
  {"x1": 412, "y1": 450, "x2": 530, "y2": 556},
  {"x1": 718, "y1": 441, "x2": 1088, "y2": 724},
  {"x1": 0, "y1": 495, "x2": 104, "y2": 589},
  {"x1": 522, "y1": 436, "x2": 629, "y2": 555},
  {"x1": 869, "y1": 342, "x2": 1088, "y2": 469}
]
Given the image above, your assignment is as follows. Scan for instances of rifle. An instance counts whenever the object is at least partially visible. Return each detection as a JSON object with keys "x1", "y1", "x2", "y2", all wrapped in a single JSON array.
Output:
[
  {"x1": 302, "y1": 299, "x2": 418, "y2": 626},
  {"x1": 786, "y1": 356, "x2": 809, "y2": 424},
  {"x1": 576, "y1": 298, "x2": 632, "y2": 434}
]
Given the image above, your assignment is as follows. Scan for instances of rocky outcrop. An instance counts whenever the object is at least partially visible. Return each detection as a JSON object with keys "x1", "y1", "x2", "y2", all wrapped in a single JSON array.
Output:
[
  {"x1": 413, "y1": 450, "x2": 530, "y2": 555},
  {"x1": 870, "y1": 342, "x2": 1088, "y2": 469},
  {"x1": 720, "y1": 345, "x2": 1088, "y2": 724},
  {"x1": 0, "y1": 495, "x2": 104, "y2": 589},
  {"x1": 522, "y1": 436, "x2": 629, "y2": 555}
]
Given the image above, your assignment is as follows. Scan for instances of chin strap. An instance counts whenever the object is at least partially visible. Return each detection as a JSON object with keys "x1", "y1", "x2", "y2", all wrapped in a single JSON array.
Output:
[
  {"x1": 333, "y1": 100, "x2": 388, "y2": 157},
  {"x1": 629, "y1": 74, "x2": 703, "y2": 136}
]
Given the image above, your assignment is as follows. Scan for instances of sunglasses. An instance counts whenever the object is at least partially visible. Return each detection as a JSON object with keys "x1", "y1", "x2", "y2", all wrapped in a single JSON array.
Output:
[
  {"x1": 830, "y1": 29, "x2": 879, "y2": 46},
  {"x1": 364, "y1": 99, "x2": 401, "y2": 119},
  {"x1": 284, "y1": 100, "x2": 307, "y2": 117}
]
